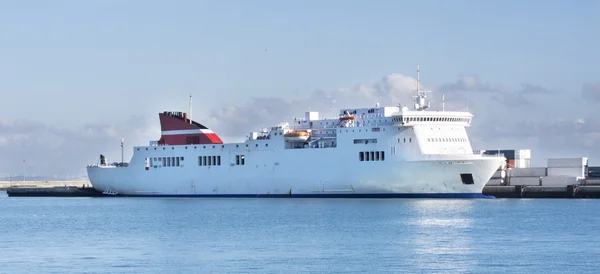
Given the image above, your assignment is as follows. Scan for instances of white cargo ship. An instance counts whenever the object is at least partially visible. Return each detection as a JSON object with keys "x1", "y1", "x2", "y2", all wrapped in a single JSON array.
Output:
[{"x1": 87, "y1": 68, "x2": 505, "y2": 198}]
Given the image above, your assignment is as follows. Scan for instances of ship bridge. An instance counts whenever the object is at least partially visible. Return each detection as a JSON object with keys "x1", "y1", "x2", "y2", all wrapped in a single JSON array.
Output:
[{"x1": 391, "y1": 110, "x2": 473, "y2": 127}]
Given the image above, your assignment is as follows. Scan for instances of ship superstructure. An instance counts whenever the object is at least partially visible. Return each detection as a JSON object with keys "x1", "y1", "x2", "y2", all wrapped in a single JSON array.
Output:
[{"x1": 87, "y1": 67, "x2": 505, "y2": 197}]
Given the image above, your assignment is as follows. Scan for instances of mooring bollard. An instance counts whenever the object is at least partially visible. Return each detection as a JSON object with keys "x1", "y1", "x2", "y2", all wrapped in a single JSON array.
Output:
[
  {"x1": 567, "y1": 184, "x2": 579, "y2": 198},
  {"x1": 515, "y1": 185, "x2": 526, "y2": 198}
]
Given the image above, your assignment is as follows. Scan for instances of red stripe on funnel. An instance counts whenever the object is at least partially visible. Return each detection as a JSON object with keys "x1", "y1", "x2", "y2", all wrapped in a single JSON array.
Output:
[{"x1": 158, "y1": 112, "x2": 223, "y2": 145}]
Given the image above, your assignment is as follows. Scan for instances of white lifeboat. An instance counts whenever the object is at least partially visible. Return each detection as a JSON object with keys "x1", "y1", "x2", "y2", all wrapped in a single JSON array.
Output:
[
  {"x1": 339, "y1": 110, "x2": 355, "y2": 121},
  {"x1": 339, "y1": 115, "x2": 355, "y2": 121},
  {"x1": 284, "y1": 131, "x2": 310, "y2": 142}
]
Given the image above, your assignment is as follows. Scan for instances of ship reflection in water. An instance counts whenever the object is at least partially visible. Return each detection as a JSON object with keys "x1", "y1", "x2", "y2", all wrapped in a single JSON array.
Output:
[{"x1": 406, "y1": 200, "x2": 476, "y2": 272}]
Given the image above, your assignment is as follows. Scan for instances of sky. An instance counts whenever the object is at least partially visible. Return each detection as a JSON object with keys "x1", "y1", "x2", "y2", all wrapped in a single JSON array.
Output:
[{"x1": 1, "y1": 0, "x2": 599, "y2": 177}]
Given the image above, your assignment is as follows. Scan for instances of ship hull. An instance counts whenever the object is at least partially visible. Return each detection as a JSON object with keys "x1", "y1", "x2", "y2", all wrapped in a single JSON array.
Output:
[{"x1": 87, "y1": 156, "x2": 504, "y2": 198}]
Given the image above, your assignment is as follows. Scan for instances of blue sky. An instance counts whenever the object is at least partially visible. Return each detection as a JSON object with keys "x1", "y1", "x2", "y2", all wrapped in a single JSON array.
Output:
[{"x1": 0, "y1": 0, "x2": 599, "y2": 176}]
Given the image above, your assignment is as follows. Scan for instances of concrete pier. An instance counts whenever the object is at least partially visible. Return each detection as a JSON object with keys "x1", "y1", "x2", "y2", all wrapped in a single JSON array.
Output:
[
  {"x1": 1, "y1": 180, "x2": 102, "y2": 197},
  {"x1": 6, "y1": 185, "x2": 103, "y2": 197},
  {"x1": 0, "y1": 180, "x2": 91, "y2": 191},
  {"x1": 482, "y1": 185, "x2": 600, "y2": 198}
]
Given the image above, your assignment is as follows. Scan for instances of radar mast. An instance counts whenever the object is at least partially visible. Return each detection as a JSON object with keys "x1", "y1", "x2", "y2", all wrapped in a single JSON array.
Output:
[{"x1": 413, "y1": 64, "x2": 431, "y2": 111}]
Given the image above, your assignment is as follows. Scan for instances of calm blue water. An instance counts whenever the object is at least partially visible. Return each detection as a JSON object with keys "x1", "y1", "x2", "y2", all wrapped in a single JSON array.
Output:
[{"x1": 1, "y1": 191, "x2": 599, "y2": 273}]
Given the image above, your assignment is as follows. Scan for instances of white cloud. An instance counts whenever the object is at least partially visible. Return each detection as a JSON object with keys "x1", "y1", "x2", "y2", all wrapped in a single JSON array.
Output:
[
  {"x1": 0, "y1": 115, "x2": 160, "y2": 178},
  {"x1": 437, "y1": 75, "x2": 503, "y2": 94},
  {"x1": 2, "y1": 73, "x2": 599, "y2": 178},
  {"x1": 203, "y1": 73, "x2": 419, "y2": 141}
]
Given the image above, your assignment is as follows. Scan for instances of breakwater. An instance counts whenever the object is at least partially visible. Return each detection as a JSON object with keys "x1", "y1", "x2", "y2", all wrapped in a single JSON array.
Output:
[{"x1": 0, "y1": 180, "x2": 91, "y2": 191}]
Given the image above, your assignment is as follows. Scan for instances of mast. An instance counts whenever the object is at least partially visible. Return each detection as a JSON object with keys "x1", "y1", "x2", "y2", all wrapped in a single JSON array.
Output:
[
  {"x1": 413, "y1": 64, "x2": 430, "y2": 111},
  {"x1": 120, "y1": 138, "x2": 124, "y2": 163},
  {"x1": 189, "y1": 93, "x2": 192, "y2": 124}
]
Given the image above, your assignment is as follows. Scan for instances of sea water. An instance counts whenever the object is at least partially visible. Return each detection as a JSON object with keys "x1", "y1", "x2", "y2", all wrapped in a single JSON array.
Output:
[{"x1": 1, "y1": 192, "x2": 599, "y2": 273}]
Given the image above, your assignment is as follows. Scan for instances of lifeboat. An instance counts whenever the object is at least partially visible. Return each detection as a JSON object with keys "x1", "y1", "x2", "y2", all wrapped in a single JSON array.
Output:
[
  {"x1": 339, "y1": 115, "x2": 355, "y2": 121},
  {"x1": 284, "y1": 131, "x2": 310, "y2": 142}
]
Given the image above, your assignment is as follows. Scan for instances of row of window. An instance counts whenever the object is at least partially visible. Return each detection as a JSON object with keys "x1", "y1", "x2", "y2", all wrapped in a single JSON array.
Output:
[
  {"x1": 428, "y1": 137, "x2": 467, "y2": 142},
  {"x1": 141, "y1": 143, "x2": 269, "y2": 151},
  {"x1": 354, "y1": 138, "x2": 378, "y2": 144},
  {"x1": 198, "y1": 156, "x2": 221, "y2": 166},
  {"x1": 145, "y1": 155, "x2": 251, "y2": 169},
  {"x1": 394, "y1": 117, "x2": 470, "y2": 123},
  {"x1": 398, "y1": 138, "x2": 412, "y2": 143},
  {"x1": 145, "y1": 156, "x2": 184, "y2": 170},
  {"x1": 235, "y1": 155, "x2": 246, "y2": 165},
  {"x1": 340, "y1": 127, "x2": 387, "y2": 133},
  {"x1": 394, "y1": 137, "x2": 467, "y2": 143},
  {"x1": 359, "y1": 151, "x2": 385, "y2": 161}
]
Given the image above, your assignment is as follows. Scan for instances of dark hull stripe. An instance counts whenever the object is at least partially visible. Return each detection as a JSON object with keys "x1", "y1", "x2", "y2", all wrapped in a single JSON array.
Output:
[{"x1": 105, "y1": 193, "x2": 494, "y2": 199}]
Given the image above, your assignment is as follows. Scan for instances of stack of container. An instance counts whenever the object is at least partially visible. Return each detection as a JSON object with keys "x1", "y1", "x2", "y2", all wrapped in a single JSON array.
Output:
[
  {"x1": 547, "y1": 158, "x2": 588, "y2": 177},
  {"x1": 542, "y1": 158, "x2": 588, "y2": 186},
  {"x1": 506, "y1": 167, "x2": 546, "y2": 186},
  {"x1": 477, "y1": 149, "x2": 592, "y2": 187}
]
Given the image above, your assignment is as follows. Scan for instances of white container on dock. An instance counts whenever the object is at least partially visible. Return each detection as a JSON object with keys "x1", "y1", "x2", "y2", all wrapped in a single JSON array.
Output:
[
  {"x1": 541, "y1": 176, "x2": 583, "y2": 186},
  {"x1": 491, "y1": 170, "x2": 506, "y2": 179},
  {"x1": 509, "y1": 167, "x2": 547, "y2": 177},
  {"x1": 514, "y1": 149, "x2": 531, "y2": 159},
  {"x1": 508, "y1": 177, "x2": 541, "y2": 186},
  {"x1": 486, "y1": 178, "x2": 504, "y2": 186},
  {"x1": 547, "y1": 167, "x2": 585, "y2": 178},
  {"x1": 547, "y1": 157, "x2": 588, "y2": 168}
]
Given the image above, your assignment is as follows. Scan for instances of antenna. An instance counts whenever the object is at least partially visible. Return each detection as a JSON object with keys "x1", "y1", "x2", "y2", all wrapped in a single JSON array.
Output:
[
  {"x1": 120, "y1": 138, "x2": 124, "y2": 163},
  {"x1": 189, "y1": 93, "x2": 193, "y2": 124},
  {"x1": 413, "y1": 64, "x2": 430, "y2": 111}
]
